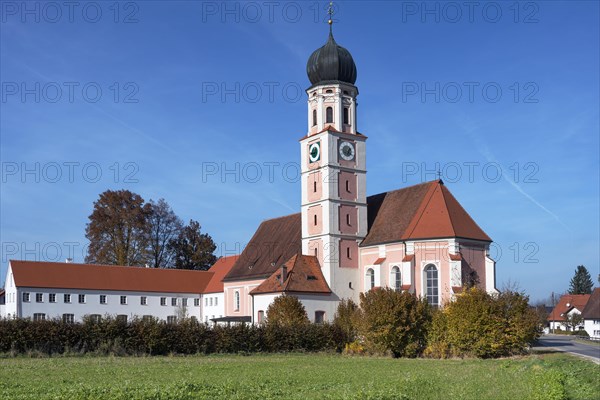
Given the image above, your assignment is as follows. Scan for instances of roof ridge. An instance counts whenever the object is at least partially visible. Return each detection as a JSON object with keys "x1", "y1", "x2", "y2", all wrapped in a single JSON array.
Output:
[{"x1": 367, "y1": 180, "x2": 438, "y2": 199}]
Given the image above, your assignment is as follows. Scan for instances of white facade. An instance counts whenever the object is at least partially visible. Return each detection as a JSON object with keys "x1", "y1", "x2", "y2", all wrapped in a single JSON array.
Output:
[
  {"x1": 253, "y1": 293, "x2": 336, "y2": 324},
  {"x1": 203, "y1": 292, "x2": 224, "y2": 323},
  {"x1": 583, "y1": 318, "x2": 600, "y2": 339},
  {"x1": 1, "y1": 263, "x2": 208, "y2": 322},
  {"x1": 4, "y1": 286, "x2": 202, "y2": 323}
]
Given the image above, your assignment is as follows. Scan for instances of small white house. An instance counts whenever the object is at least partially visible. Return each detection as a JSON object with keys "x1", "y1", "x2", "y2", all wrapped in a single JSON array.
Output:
[
  {"x1": 582, "y1": 288, "x2": 600, "y2": 339},
  {"x1": 1, "y1": 260, "x2": 215, "y2": 323},
  {"x1": 547, "y1": 294, "x2": 591, "y2": 332}
]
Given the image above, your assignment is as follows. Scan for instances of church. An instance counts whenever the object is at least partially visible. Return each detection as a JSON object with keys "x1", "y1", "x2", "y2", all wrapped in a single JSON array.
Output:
[
  {"x1": 0, "y1": 24, "x2": 497, "y2": 325},
  {"x1": 220, "y1": 25, "x2": 497, "y2": 324}
]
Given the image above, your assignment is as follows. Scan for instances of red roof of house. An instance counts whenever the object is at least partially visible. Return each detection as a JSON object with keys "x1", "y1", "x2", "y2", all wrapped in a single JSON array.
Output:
[
  {"x1": 449, "y1": 254, "x2": 463, "y2": 261},
  {"x1": 373, "y1": 257, "x2": 386, "y2": 265},
  {"x1": 548, "y1": 294, "x2": 591, "y2": 321},
  {"x1": 582, "y1": 288, "x2": 600, "y2": 320},
  {"x1": 362, "y1": 180, "x2": 491, "y2": 246},
  {"x1": 250, "y1": 254, "x2": 331, "y2": 295},
  {"x1": 9, "y1": 260, "x2": 214, "y2": 294},
  {"x1": 204, "y1": 255, "x2": 239, "y2": 293}
]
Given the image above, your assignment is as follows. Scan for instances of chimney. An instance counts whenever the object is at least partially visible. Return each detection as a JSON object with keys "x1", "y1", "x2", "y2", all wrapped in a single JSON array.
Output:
[
  {"x1": 280, "y1": 265, "x2": 288, "y2": 284},
  {"x1": 65, "y1": 258, "x2": 73, "y2": 263}
]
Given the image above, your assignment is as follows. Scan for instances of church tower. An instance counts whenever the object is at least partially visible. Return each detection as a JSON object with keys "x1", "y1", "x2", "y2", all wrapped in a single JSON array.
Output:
[{"x1": 300, "y1": 20, "x2": 367, "y2": 302}]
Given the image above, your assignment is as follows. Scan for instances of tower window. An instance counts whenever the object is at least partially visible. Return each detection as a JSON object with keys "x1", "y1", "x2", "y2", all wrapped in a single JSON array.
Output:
[
  {"x1": 346, "y1": 247, "x2": 351, "y2": 259},
  {"x1": 313, "y1": 181, "x2": 317, "y2": 192},
  {"x1": 326, "y1": 89, "x2": 333, "y2": 93},
  {"x1": 314, "y1": 248, "x2": 318, "y2": 257},
  {"x1": 312, "y1": 109, "x2": 317, "y2": 126},
  {"x1": 314, "y1": 215, "x2": 318, "y2": 226},
  {"x1": 326, "y1": 107, "x2": 333, "y2": 123},
  {"x1": 345, "y1": 180, "x2": 350, "y2": 192},
  {"x1": 343, "y1": 107, "x2": 349, "y2": 124},
  {"x1": 346, "y1": 213, "x2": 351, "y2": 226}
]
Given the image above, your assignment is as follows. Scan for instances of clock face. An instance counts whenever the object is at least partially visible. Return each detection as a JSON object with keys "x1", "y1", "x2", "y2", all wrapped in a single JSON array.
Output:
[
  {"x1": 309, "y1": 142, "x2": 320, "y2": 163},
  {"x1": 339, "y1": 141, "x2": 355, "y2": 161}
]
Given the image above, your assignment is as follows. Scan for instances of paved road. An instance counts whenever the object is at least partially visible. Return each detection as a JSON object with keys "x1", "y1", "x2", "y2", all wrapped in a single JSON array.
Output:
[{"x1": 537, "y1": 334, "x2": 600, "y2": 362}]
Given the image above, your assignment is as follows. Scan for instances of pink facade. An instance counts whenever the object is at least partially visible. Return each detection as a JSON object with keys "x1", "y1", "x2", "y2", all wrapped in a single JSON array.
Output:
[
  {"x1": 308, "y1": 171, "x2": 323, "y2": 202},
  {"x1": 338, "y1": 205, "x2": 358, "y2": 234},
  {"x1": 307, "y1": 205, "x2": 323, "y2": 235},
  {"x1": 339, "y1": 239, "x2": 358, "y2": 269},
  {"x1": 223, "y1": 279, "x2": 264, "y2": 317},
  {"x1": 338, "y1": 171, "x2": 357, "y2": 200}
]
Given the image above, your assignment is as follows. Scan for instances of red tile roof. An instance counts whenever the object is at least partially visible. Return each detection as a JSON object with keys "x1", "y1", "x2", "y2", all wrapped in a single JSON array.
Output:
[
  {"x1": 402, "y1": 255, "x2": 414, "y2": 262},
  {"x1": 582, "y1": 288, "x2": 600, "y2": 320},
  {"x1": 9, "y1": 260, "x2": 214, "y2": 294},
  {"x1": 548, "y1": 294, "x2": 591, "y2": 321},
  {"x1": 204, "y1": 255, "x2": 240, "y2": 293},
  {"x1": 223, "y1": 214, "x2": 302, "y2": 282},
  {"x1": 449, "y1": 254, "x2": 463, "y2": 261},
  {"x1": 362, "y1": 180, "x2": 491, "y2": 246},
  {"x1": 250, "y1": 254, "x2": 331, "y2": 295},
  {"x1": 373, "y1": 257, "x2": 386, "y2": 265}
]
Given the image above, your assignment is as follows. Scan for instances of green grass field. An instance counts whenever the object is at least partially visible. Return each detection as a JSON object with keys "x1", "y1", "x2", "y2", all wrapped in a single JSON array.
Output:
[{"x1": 0, "y1": 352, "x2": 597, "y2": 399}]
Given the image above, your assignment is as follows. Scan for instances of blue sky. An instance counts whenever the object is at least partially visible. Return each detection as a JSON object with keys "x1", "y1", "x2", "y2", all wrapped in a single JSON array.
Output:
[{"x1": 1, "y1": 1, "x2": 598, "y2": 303}]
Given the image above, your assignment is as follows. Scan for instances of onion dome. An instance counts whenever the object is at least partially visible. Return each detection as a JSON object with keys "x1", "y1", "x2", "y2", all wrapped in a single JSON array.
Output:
[{"x1": 306, "y1": 30, "x2": 357, "y2": 86}]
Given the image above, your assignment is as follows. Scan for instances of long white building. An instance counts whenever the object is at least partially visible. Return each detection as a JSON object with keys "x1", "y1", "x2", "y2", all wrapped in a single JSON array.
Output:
[{"x1": 0, "y1": 259, "x2": 234, "y2": 323}]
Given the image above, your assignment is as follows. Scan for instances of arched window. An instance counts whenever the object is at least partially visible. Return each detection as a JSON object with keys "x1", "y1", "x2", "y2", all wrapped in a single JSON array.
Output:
[
  {"x1": 366, "y1": 268, "x2": 375, "y2": 290},
  {"x1": 234, "y1": 291, "x2": 240, "y2": 311},
  {"x1": 312, "y1": 109, "x2": 317, "y2": 126},
  {"x1": 391, "y1": 266, "x2": 401, "y2": 291},
  {"x1": 326, "y1": 107, "x2": 333, "y2": 123},
  {"x1": 343, "y1": 107, "x2": 349, "y2": 124},
  {"x1": 424, "y1": 264, "x2": 439, "y2": 306}
]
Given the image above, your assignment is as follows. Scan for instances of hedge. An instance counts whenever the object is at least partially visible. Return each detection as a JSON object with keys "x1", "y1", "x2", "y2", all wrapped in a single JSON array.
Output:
[{"x1": 0, "y1": 316, "x2": 344, "y2": 356}]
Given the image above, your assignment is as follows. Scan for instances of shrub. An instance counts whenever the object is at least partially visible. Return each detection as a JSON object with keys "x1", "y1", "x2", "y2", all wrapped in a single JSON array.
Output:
[
  {"x1": 333, "y1": 298, "x2": 359, "y2": 344},
  {"x1": 426, "y1": 288, "x2": 541, "y2": 358},
  {"x1": 357, "y1": 288, "x2": 432, "y2": 357},
  {"x1": 265, "y1": 295, "x2": 309, "y2": 327}
]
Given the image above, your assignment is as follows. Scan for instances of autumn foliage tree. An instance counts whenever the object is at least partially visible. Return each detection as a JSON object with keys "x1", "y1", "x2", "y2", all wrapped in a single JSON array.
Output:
[
  {"x1": 85, "y1": 190, "x2": 150, "y2": 266},
  {"x1": 85, "y1": 190, "x2": 216, "y2": 269},
  {"x1": 357, "y1": 288, "x2": 432, "y2": 358},
  {"x1": 425, "y1": 288, "x2": 540, "y2": 358},
  {"x1": 265, "y1": 295, "x2": 309, "y2": 327}
]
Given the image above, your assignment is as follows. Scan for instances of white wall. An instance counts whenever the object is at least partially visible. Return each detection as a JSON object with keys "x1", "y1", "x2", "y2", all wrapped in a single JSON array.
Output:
[
  {"x1": 202, "y1": 292, "x2": 224, "y2": 323},
  {"x1": 252, "y1": 293, "x2": 338, "y2": 324},
  {"x1": 15, "y1": 287, "x2": 202, "y2": 322},
  {"x1": 584, "y1": 319, "x2": 600, "y2": 339}
]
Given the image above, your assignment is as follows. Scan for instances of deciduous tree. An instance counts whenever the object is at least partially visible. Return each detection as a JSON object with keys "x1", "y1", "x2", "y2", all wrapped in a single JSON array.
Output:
[
  {"x1": 85, "y1": 190, "x2": 150, "y2": 266},
  {"x1": 169, "y1": 220, "x2": 217, "y2": 270},
  {"x1": 147, "y1": 199, "x2": 183, "y2": 268},
  {"x1": 266, "y1": 295, "x2": 309, "y2": 327}
]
